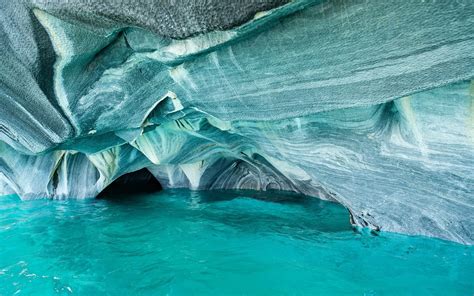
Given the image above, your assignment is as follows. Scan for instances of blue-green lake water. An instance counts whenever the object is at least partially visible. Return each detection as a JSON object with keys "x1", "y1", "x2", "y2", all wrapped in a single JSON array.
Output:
[{"x1": 0, "y1": 190, "x2": 473, "y2": 295}]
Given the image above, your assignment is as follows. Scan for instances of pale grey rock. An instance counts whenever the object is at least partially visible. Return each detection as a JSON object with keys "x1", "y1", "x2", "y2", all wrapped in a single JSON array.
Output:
[
  {"x1": 0, "y1": 0, "x2": 473, "y2": 244},
  {"x1": 30, "y1": 0, "x2": 290, "y2": 39},
  {"x1": 0, "y1": 1, "x2": 72, "y2": 154}
]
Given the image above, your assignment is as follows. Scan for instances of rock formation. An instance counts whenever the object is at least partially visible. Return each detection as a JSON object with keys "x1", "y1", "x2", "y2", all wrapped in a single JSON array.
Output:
[{"x1": 0, "y1": 0, "x2": 473, "y2": 243}]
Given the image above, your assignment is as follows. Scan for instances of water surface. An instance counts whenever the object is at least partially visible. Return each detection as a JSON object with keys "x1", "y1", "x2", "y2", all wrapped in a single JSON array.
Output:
[{"x1": 0, "y1": 190, "x2": 472, "y2": 295}]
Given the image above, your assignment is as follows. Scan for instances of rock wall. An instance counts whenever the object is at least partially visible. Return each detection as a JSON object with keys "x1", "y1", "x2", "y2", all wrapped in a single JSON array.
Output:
[{"x1": 0, "y1": 0, "x2": 473, "y2": 243}]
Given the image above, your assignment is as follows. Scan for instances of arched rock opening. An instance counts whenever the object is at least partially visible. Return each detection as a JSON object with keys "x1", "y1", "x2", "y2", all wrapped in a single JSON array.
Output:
[{"x1": 97, "y1": 168, "x2": 162, "y2": 198}]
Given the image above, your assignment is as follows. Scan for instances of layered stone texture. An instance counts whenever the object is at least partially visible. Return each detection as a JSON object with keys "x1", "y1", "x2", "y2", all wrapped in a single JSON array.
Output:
[{"x1": 0, "y1": 0, "x2": 473, "y2": 243}]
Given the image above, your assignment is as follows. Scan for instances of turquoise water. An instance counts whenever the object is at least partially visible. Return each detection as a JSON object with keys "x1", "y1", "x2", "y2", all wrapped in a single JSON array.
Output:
[{"x1": 0, "y1": 190, "x2": 472, "y2": 295}]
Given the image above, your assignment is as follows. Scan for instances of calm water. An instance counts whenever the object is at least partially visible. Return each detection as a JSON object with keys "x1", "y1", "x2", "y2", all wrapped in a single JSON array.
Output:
[{"x1": 0, "y1": 190, "x2": 472, "y2": 295}]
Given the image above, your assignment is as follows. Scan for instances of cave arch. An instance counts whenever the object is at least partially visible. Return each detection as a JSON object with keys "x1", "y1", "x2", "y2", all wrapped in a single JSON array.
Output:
[{"x1": 97, "y1": 168, "x2": 162, "y2": 198}]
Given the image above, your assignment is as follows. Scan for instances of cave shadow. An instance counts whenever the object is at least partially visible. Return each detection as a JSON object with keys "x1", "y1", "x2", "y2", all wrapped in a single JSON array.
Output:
[
  {"x1": 96, "y1": 170, "x2": 354, "y2": 234},
  {"x1": 97, "y1": 168, "x2": 162, "y2": 200}
]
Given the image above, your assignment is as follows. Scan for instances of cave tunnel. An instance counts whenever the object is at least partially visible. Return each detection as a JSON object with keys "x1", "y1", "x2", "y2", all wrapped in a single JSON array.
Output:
[{"x1": 97, "y1": 168, "x2": 162, "y2": 199}]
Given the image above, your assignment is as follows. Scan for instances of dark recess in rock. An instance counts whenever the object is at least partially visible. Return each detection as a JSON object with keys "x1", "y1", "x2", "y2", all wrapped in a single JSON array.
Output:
[{"x1": 97, "y1": 168, "x2": 162, "y2": 198}]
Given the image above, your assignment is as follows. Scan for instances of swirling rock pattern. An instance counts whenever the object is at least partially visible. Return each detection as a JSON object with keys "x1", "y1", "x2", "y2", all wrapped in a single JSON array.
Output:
[{"x1": 0, "y1": 0, "x2": 473, "y2": 243}]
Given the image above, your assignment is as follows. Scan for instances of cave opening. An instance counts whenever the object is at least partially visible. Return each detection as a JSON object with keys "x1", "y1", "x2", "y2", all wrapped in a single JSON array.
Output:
[{"x1": 97, "y1": 168, "x2": 162, "y2": 199}]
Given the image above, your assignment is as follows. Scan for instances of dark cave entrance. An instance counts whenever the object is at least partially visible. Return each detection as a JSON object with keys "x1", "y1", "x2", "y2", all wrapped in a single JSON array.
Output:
[{"x1": 97, "y1": 168, "x2": 162, "y2": 199}]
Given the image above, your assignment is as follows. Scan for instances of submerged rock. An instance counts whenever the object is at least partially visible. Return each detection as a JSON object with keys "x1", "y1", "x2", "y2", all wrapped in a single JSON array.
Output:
[{"x1": 0, "y1": 0, "x2": 473, "y2": 243}]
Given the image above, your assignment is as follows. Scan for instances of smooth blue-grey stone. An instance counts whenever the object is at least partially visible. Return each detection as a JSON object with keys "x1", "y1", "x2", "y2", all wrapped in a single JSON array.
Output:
[{"x1": 0, "y1": 0, "x2": 473, "y2": 244}]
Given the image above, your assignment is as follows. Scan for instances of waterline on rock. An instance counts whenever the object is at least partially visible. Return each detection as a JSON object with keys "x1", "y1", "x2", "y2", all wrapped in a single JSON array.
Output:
[{"x1": 1, "y1": 190, "x2": 472, "y2": 295}]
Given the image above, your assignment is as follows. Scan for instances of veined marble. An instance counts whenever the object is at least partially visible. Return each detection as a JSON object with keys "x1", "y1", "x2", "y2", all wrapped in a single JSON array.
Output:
[{"x1": 0, "y1": 0, "x2": 473, "y2": 244}]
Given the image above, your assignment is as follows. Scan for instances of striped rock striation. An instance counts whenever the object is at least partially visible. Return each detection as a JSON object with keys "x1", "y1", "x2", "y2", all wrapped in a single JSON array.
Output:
[{"x1": 0, "y1": 0, "x2": 473, "y2": 244}]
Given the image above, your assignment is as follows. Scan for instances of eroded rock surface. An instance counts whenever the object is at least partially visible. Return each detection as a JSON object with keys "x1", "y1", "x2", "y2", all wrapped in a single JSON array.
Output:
[{"x1": 0, "y1": 0, "x2": 473, "y2": 243}]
